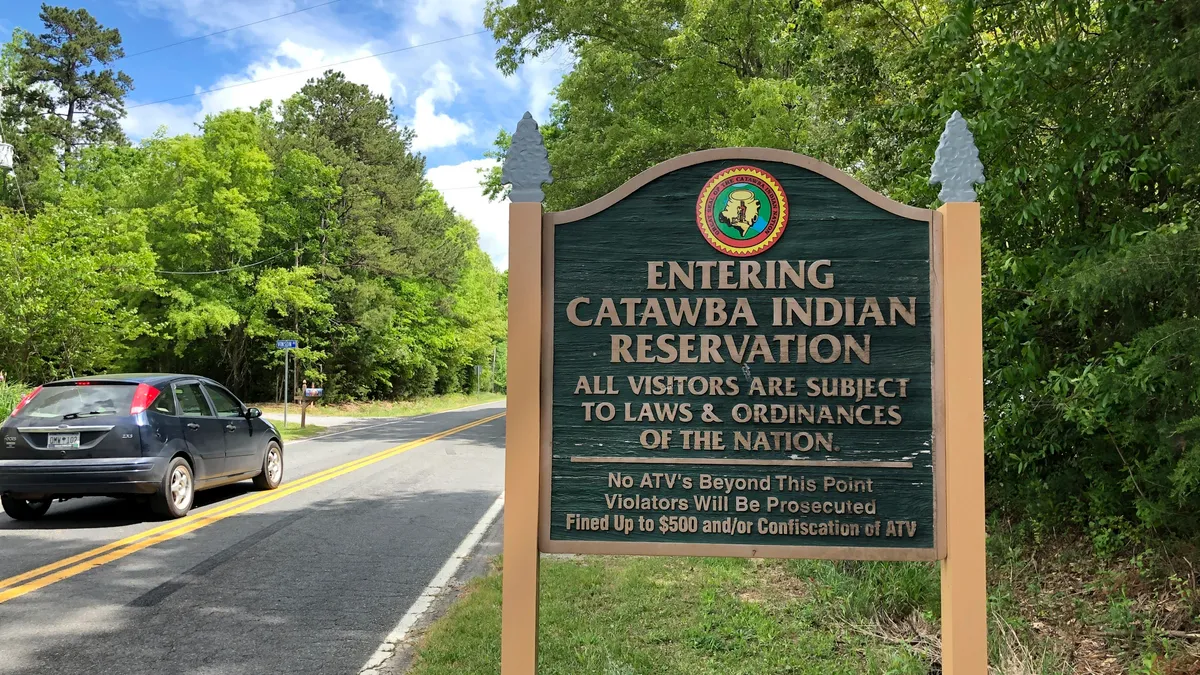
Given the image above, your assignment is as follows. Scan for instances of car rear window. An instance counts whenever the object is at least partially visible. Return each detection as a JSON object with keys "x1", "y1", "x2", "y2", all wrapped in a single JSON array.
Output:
[
  {"x1": 174, "y1": 383, "x2": 213, "y2": 417},
  {"x1": 17, "y1": 384, "x2": 136, "y2": 418},
  {"x1": 151, "y1": 389, "x2": 176, "y2": 415}
]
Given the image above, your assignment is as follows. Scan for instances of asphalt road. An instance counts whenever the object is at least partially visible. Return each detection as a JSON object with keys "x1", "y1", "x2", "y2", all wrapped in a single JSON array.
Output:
[{"x1": 0, "y1": 401, "x2": 506, "y2": 675}]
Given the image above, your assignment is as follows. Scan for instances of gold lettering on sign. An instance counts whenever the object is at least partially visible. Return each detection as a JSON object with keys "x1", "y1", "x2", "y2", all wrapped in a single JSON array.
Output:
[
  {"x1": 565, "y1": 255, "x2": 929, "y2": 551},
  {"x1": 645, "y1": 260, "x2": 837, "y2": 291},
  {"x1": 607, "y1": 333, "x2": 872, "y2": 364}
]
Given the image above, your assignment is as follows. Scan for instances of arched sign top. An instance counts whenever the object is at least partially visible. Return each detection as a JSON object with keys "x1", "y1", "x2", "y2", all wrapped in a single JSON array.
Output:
[
  {"x1": 541, "y1": 141, "x2": 945, "y2": 564},
  {"x1": 505, "y1": 112, "x2": 987, "y2": 673},
  {"x1": 548, "y1": 147, "x2": 933, "y2": 225}
]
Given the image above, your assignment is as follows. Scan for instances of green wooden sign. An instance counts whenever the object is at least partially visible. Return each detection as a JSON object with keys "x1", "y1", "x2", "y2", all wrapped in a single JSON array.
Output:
[{"x1": 539, "y1": 150, "x2": 943, "y2": 560}]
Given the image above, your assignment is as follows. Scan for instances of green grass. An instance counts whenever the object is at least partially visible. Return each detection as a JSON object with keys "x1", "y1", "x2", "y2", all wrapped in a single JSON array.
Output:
[
  {"x1": 278, "y1": 422, "x2": 326, "y2": 441},
  {"x1": 407, "y1": 504, "x2": 1200, "y2": 674},
  {"x1": 253, "y1": 392, "x2": 504, "y2": 418},
  {"x1": 410, "y1": 556, "x2": 934, "y2": 675},
  {"x1": 411, "y1": 542, "x2": 1200, "y2": 674}
]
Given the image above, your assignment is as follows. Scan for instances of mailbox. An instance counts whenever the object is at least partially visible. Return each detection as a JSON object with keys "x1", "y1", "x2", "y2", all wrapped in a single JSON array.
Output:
[{"x1": 293, "y1": 382, "x2": 324, "y2": 429}]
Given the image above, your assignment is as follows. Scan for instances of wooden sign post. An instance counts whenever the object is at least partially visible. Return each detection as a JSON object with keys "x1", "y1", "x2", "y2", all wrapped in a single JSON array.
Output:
[
  {"x1": 501, "y1": 112, "x2": 987, "y2": 673},
  {"x1": 932, "y1": 112, "x2": 988, "y2": 672},
  {"x1": 501, "y1": 113, "x2": 551, "y2": 675}
]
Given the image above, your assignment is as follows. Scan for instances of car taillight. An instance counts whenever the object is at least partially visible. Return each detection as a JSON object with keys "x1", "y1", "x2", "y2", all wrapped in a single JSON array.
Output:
[
  {"x1": 9, "y1": 386, "x2": 43, "y2": 417},
  {"x1": 130, "y1": 383, "x2": 160, "y2": 414}
]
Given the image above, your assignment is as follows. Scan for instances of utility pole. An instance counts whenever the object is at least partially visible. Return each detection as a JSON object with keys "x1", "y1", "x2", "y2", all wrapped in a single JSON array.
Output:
[
  {"x1": 0, "y1": 130, "x2": 12, "y2": 172},
  {"x1": 492, "y1": 345, "x2": 497, "y2": 393},
  {"x1": 277, "y1": 239, "x2": 304, "y2": 432},
  {"x1": 0, "y1": 91, "x2": 28, "y2": 215},
  {"x1": 0, "y1": 90, "x2": 11, "y2": 170}
]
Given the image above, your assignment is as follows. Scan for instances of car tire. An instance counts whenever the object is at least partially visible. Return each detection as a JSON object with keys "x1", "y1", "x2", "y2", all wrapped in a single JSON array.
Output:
[
  {"x1": 252, "y1": 442, "x2": 283, "y2": 491},
  {"x1": 1, "y1": 495, "x2": 52, "y2": 521},
  {"x1": 151, "y1": 457, "x2": 194, "y2": 519}
]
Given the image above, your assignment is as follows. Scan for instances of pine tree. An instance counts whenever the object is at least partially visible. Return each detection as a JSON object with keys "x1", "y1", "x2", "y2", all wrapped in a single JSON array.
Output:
[{"x1": 9, "y1": 5, "x2": 132, "y2": 167}]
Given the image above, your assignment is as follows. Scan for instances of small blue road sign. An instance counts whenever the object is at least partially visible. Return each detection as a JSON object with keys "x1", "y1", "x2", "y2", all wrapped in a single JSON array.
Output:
[{"x1": 276, "y1": 339, "x2": 298, "y2": 349}]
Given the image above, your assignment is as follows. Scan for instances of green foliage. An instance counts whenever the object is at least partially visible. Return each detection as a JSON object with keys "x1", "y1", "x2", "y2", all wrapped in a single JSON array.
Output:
[
  {"x1": 485, "y1": 0, "x2": 1200, "y2": 538},
  {"x1": 0, "y1": 381, "x2": 31, "y2": 418},
  {"x1": 788, "y1": 560, "x2": 940, "y2": 623},
  {"x1": 0, "y1": 9, "x2": 506, "y2": 403},
  {"x1": 412, "y1": 557, "x2": 935, "y2": 674},
  {"x1": 1, "y1": 5, "x2": 132, "y2": 207},
  {"x1": 0, "y1": 202, "x2": 158, "y2": 382}
]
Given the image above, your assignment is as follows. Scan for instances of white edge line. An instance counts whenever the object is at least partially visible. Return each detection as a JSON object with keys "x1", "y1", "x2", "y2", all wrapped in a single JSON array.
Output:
[
  {"x1": 284, "y1": 399, "x2": 507, "y2": 445},
  {"x1": 358, "y1": 492, "x2": 506, "y2": 675}
]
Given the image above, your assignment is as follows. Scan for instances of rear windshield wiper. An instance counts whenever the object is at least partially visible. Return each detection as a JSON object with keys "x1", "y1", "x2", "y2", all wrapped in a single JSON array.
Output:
[{"x1": 62, "y1": 410, "x2": 107, "y2": 420}]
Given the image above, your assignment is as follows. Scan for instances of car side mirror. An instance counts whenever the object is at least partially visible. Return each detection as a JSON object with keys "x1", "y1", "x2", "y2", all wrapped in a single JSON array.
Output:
[{"x1": 245, "y1": 407, "x2": 263, "y2": 419}]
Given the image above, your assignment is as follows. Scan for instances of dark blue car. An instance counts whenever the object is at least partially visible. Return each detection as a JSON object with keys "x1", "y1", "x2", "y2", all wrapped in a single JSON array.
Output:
[{"x1": 0, "y1": 374, "x2": 284, "y2": 520}]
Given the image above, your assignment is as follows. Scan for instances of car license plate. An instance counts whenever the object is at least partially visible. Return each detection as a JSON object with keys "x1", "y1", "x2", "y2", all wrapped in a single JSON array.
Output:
[{"x1": 47, "y1": 433, "x2": 80, "y2": 449}]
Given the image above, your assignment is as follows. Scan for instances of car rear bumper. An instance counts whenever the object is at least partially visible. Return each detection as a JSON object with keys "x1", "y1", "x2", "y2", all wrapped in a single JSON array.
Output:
[{"x1": 0, "y1": 457, "x2": 166, "y2": 498}]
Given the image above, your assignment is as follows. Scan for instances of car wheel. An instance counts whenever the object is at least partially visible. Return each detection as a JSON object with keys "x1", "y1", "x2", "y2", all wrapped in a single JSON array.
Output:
[
  {"x1": 1, "y1": 495, "x2": 52, "y2": 521},
  {"x1": 151, "y1": 457, "x2": 194, "y2": 518},
  {"x1": 252, "y1": 442, "x2": 283, "y2": 490}
]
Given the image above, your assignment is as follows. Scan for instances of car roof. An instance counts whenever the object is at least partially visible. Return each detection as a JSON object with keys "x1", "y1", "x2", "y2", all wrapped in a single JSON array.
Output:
[{"x1": 43, "y1": 374, "x2": 216, "y2": 387}]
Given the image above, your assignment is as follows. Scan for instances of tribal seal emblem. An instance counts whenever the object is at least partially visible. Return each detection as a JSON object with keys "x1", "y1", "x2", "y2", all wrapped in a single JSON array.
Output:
[{"x1": 695, "y1": 166, "x2": 789, "y2": 257}]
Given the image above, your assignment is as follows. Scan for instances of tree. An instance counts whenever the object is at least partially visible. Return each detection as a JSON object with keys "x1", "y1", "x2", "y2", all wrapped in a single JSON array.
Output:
[
  {"x1": 273, "y1": 72, "x2": 481, "y2": 399},
  {"x1": 128, "y1": 111, "x2": 279, "y2": 392},
  {"x1": 479, "y1": 128, "x2": 510, "y2": 202},
  {"x1": 483, "y1": 0, "x2": 1200, "y2": 539},
  {"x1": 0, "y1": 200, "x2": 158, "y2": 382},
  {"x1": 482, "y1": 0, "x2": 820, "y2": 210},
  {"x1": 0, "y1": 21, "x2": 505, "y2": 404},
  {"x1": 277, "y1": 71, "x2": 457, "y2": 281},
  {"x1": 9, "y1": 5, "x2": 131, "y2": 159},
  {"x1": 0, "y1": 6, "x2": 131, "y2": 210}
]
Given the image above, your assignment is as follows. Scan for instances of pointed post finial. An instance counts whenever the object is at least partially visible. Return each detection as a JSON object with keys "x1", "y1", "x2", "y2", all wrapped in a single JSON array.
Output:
[
  {"x1": 930, "y1": 111, "x2": 984, "y2": 203},
  {"x1": 501, "y1": 112, "x2": 553, "y2": 203}
]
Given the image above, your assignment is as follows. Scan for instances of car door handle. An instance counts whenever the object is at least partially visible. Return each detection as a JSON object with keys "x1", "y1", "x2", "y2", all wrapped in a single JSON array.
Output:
[
  {"x1": 187, "y1": 422, "x2": 200, "y2": 430},
  {"x1": 225, "y1": 424, "x2": 237, "y2": 432}
]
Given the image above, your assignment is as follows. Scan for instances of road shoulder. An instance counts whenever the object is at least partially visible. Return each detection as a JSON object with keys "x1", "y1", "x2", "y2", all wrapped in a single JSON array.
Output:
[{"x1": 375, "y1": 513, "x2": 505, "y2": 675}]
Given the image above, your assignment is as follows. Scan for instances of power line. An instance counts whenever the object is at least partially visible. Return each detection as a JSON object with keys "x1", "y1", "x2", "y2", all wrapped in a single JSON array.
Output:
[
  {"x1": 121, "y1": 0, "x2": 350, "y2": 60},
  {"x1": 434, "y1": 174, "x2": 579, "y2": 192},
  {"x1": 128, "y1": 30, "x2": 488, "y2": 110},
  {"x1": 156, "y1": 251, "x2": 290, "y2": 275}
]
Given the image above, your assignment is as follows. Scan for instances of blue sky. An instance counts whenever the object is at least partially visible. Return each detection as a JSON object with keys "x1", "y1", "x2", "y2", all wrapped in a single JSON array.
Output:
[{"x1": 0, "y1": 0, "x2": 572, "y2": 269}]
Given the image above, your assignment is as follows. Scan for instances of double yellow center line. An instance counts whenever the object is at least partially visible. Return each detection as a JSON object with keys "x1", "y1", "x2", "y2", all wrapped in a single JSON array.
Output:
[{"x1": 0, "y1": 411, "x2": 505, "y2": 605}]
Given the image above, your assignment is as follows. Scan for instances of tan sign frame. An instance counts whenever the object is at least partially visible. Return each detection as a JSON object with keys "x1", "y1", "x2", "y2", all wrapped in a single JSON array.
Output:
[
  {"x1": 536, "y1": 148, "x2": 947, "y2": 562},
  {"x1": 502, "y1": 135, "x2": 986, "y2": 674}
]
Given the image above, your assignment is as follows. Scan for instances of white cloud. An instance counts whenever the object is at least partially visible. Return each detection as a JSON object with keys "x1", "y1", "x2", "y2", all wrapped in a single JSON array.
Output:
[
  {"x1": 413, "y1": 0, "x2": 487, "y2": 28},
  {"x1": 123, "y1": 0, "x2": 405, "y2": 137},
  {"x1": 202, "y1": 40, "x2": 397, "y2": 114},
  {"x1": 123, "y1": 101, "x2": 202, "y2": 139},
  {"x1": 131, "y1": 0, "x2": 349, "y2": 50},
  {"x1": 426, "y1": 158, "x2": 508, "y2": 270},
  {"x1": 411, "y1": 62, "x2": 473, "y2": 151},
  {"x1": 123, "y1": 40, "x2": 399, "y2": 139},
  {"x1": 123, "y1": 0, "x2": 570, "y2": 163},
  {"x1": 523, "y1": 54, "x2": 562, "y2": 120}
]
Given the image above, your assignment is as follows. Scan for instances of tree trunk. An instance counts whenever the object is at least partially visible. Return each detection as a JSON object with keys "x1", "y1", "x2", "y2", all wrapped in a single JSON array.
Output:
[{"x1": 63, "y1": 97, "x2": 75, "y2": 166}]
